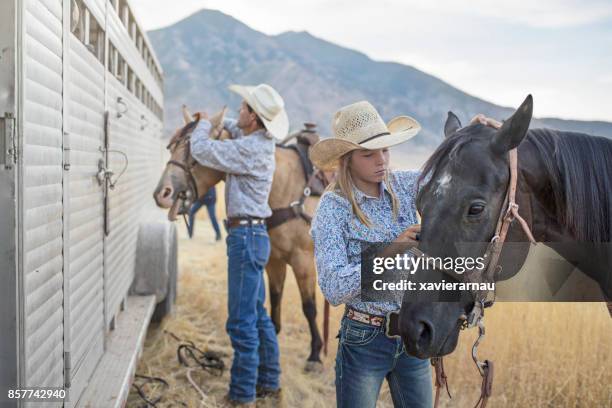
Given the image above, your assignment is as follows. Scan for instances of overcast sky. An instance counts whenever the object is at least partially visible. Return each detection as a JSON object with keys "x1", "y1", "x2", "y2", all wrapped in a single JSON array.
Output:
[{"x1": 130, "y1": 0, "x2": 612, "y2": 122}]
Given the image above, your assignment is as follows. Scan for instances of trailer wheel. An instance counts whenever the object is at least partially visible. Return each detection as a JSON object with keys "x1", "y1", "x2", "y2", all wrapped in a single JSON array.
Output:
[
  {"x1": 152, "y1": 224, "x2": 178, "y2": 322},
  {"x1": 131, "y1": 221, "x2": 178, "y2": 323}
]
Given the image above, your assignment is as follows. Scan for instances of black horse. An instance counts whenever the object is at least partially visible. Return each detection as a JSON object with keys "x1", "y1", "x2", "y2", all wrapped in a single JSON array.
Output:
[{"x1": 399, "y1": 95, "x2": 612, "y2": 359}]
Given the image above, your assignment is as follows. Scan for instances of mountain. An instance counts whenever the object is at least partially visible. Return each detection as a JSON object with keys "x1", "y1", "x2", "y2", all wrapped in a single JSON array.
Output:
[{"x1": 148, "y1": 9, "x2": 612, "y2": 149}]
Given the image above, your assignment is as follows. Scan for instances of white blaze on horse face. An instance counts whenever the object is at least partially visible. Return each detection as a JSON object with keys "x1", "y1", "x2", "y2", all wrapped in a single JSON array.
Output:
[{"x1": 434, "y1": 171, "x2": 452, "y2": 198}]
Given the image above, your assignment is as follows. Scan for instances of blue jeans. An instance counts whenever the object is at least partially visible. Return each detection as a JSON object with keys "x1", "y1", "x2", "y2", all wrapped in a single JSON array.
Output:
[
  {"x1": 188, "y1": 200, "x2": 221, "y2": 239},
  {"x1": 335, "y1": 316, "x2": 433, "y2": 408},
  {"x1": 226, "y1": 225, "x2": 281, "y2": 402}
]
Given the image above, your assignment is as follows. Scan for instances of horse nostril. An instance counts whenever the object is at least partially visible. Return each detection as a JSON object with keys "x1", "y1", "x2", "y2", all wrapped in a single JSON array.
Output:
[
  {"x1": 162, "y1": 187, "x2": 173, "y2": 199},
  {"x1": 416, "y1": 319, "x2": 434, "y2": 351}
]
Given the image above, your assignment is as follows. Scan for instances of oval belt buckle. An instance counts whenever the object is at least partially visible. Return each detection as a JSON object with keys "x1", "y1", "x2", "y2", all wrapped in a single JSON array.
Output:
[{"x1": 385, "y1": 311, "x2": 401, "y2": 339}]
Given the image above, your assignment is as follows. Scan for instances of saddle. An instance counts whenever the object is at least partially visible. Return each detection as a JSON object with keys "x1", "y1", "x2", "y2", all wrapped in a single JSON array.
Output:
[{"x1": 267, "y1": 123, "x2": 330, "y2": 230}]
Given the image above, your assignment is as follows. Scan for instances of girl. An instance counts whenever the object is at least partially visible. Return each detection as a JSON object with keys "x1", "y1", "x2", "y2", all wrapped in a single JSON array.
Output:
[{"x1": 310, "y1": 101, "x2": 432, "y2": 408}]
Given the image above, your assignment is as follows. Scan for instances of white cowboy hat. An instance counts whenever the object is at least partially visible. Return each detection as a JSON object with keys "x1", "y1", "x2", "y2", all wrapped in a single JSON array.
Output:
[
  {"x1": 228, "y1": 83, "x2": 289, "y2": 140},
  {"x1": 309, "y1": 101, "x2": 421, "y2": 170}
]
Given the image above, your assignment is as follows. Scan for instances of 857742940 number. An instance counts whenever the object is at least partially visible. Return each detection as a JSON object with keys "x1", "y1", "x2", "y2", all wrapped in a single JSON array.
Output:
[{"x1": 6, "y1": 388, "x2": 67, "y2": 402}]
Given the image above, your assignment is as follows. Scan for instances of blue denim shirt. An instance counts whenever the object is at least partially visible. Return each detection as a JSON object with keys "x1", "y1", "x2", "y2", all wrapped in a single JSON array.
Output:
[
  {"x1": 311, "y1": 170, "x2": 420, "y2": 316},
  {"x1": 190, "y1": 118, "x2": 275, "y2": 218}
]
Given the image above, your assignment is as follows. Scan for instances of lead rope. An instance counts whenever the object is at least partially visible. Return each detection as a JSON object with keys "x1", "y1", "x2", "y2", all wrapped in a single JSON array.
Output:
[
  {"x1": 470, "y1": 314, "x2": 495, "y2": 408},
  {"x1": 323, "y1": 299, "x2": 330, "y2": 355},
  {"x1": 474, "y1": 360, "x2": 494, "y2": 408},
  {"x1": 431, "y1": 357, "x2": 451, "y2": 408},
  {"x1": 182, "y1": 211, "x2": 192, "y2": 237}
]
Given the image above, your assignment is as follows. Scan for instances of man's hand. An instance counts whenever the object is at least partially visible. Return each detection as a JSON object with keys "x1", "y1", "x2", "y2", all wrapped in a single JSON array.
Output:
[{"x1": 470, "y1": 114, "x2": 502, "y2": 129}]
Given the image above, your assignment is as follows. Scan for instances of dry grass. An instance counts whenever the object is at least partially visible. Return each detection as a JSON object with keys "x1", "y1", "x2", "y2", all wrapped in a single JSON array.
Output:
[{"x1": 129, "y1": 194, "x2": 611, "y2": 407}]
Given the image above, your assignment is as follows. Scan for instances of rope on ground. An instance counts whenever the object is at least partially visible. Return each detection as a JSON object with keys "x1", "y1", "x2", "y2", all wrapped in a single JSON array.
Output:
[
  {"x1": 165, "y1": 330, "x2": 225, "y2": 376},
  {"x1": 131, "y1": 330, "x2": 225, "y2": 407},
  {"x1": 164, "y1": 330, "x2": 226, "y2": 405},
  {"x1": 177, "y1": 342, "x2": 225, "y2": 376},
  {"x1": 187, "y1": 367, "x2": 209, "y2": 403},
  {"x1": 131, "y1": 374, "x2": 169, "y2": 408}
]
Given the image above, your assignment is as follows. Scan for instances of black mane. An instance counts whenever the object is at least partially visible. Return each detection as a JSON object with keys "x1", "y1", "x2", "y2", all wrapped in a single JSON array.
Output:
[
  {"x1": 528, "y1": 129, "x2": 612, "y2": 242},
  {"x1": 419, "y1": 126, "x2": 612, "y2": 242}
]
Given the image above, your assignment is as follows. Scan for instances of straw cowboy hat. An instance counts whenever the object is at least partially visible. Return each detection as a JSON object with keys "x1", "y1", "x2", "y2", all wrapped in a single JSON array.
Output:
[
  {"x1": 310, "y1": 101, "x2": 421, "y2": 170},
  {"x1": 228, "y1": 83, "x2": 289, "y2": 140}
]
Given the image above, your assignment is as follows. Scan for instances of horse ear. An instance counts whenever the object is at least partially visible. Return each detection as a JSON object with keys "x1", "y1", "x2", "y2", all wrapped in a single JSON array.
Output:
[
  {"x1": 209, "y1": 106, "x2": 229, "y2": 139},
  {"x1": 490, "y1": 95, "x2": 533, "y2": 155},
  {"x1": 444, "y1": 111, "x2": 462, "y2": 138},
  {"x1": 182, "y1": 104, "x2": 194, "y2": 124},
  {"x1": 209, "y1": 106, "x2": 227, "y2": 127}
]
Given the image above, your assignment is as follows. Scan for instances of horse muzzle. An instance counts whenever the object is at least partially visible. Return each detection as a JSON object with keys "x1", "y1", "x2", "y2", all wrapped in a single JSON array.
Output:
[
  {"x1": 399, "y1": 302, "x2": 462, "y2": 359},
  {"x1": 154, "y1": 183, "x2": 176, "y2": 209},
  {"x1": 154, "y1": 182, "x2": 194, "y2": 221}
]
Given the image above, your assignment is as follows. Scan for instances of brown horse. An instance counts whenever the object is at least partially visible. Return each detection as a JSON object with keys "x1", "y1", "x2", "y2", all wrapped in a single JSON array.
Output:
[{"x1": 153, "y1": 107, "x2": 328, "y2": 368}]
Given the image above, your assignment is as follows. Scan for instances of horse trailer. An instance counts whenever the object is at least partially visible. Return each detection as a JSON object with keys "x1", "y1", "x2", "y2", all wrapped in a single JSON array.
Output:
[{"x1": 0, "y1": 0, "x2": 177, "y2": 406}]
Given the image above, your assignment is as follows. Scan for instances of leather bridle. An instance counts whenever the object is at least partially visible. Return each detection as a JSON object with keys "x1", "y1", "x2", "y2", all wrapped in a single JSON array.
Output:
[
  {"x1": 165, "y1": 121, "x2": 201, "y2": 227},
  {"x1": 167, "y1": 156, "x2": 199, "y2": 203},
  {"x1": 455, "y1": 148, "x2": 536, "y2": 327}
]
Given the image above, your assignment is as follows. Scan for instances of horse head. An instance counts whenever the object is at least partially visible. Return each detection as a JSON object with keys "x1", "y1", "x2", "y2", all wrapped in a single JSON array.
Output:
[
  {"x1": 153, "y1": 105, "x2": 230, "y2": 221},
  {"x1": 398, "y1": 95, "x2": 534, "y2": 359}
]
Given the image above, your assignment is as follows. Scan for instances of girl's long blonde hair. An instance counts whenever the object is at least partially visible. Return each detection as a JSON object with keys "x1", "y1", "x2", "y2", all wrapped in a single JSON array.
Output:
[{"x1": 326, "y1": 151, "x2": 400, "y2": 228}]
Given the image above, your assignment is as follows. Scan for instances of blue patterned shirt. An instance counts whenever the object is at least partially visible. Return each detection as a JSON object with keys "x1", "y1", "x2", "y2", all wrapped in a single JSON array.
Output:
[
  {"x1": 311, "y1": 170, "x2": 421, "y2": 316},
  {"x1": 190, "y1": 118, "x2": 275, "y2": 218}
]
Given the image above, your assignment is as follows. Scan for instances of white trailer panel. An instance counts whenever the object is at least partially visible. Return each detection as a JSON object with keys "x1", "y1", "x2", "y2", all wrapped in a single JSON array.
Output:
[
  {"x1": 64, "y1": 30, "x2": 106, "y2": 403},
  {"x1": 21, "y1": 0, "x2": 65, "y2": 393},
  {"x1": 104, "y1": 73, "x2": 164, "y2": 329}
]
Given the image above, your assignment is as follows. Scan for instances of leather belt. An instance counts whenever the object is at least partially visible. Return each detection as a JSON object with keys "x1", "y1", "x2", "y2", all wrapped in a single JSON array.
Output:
[
  {"x1": 345, "y1": 308, "x2": 401, "y2": 339},
  {"x1": 225, "y1": 217, "x2": 266, "y2": 229}
]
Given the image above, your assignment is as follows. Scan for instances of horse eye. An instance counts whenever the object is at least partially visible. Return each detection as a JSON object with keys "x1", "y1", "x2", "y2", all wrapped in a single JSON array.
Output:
[{"x1": 468, "y1": 203, "x2": 485, "y2": 216}]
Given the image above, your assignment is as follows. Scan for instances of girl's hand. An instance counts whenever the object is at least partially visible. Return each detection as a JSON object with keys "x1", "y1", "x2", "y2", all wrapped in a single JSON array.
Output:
[
  {"x1": 378, "y1": 224, "x2": 421, "y2": 259},
  {"x1": 470, "y1": 114, "x2": 502, "y2": 129},
  {"x1": 395, "y1": 224, "x2": 421, "y2": 243}
]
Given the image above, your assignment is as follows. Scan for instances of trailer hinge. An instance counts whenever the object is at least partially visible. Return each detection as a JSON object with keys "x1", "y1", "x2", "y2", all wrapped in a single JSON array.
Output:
[
  {"x1": 63, "y1": 131, "x2": 71, "y2": 171},
  {"x1": 64, "y1": 351, "x2": 72, "y2": 388},
  {"x1": 2, "y1": 112, "x2": 16, "y2": 169}
]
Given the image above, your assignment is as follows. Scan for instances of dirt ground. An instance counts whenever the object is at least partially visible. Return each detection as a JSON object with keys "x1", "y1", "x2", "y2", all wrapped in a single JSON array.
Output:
[{"x1": 127, "y1": 206, "x2": 612, "y2": 408}]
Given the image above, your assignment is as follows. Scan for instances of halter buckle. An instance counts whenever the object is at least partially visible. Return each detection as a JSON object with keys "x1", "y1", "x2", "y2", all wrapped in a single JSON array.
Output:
[
  {"x1": 463, "y1": 300, "x2": 485, "y2": 330},
  {"x1": 504, "y1": 201, "x2": 519, "y2": 221},
  {"x1": 290, "y1": 200, "x2": 305, "y2": 216}
]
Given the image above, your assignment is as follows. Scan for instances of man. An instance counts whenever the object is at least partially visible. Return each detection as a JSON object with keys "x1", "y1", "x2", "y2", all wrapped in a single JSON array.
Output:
[{"x1": 190, "y1": 83, "x2": 289, "y2": 406}]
